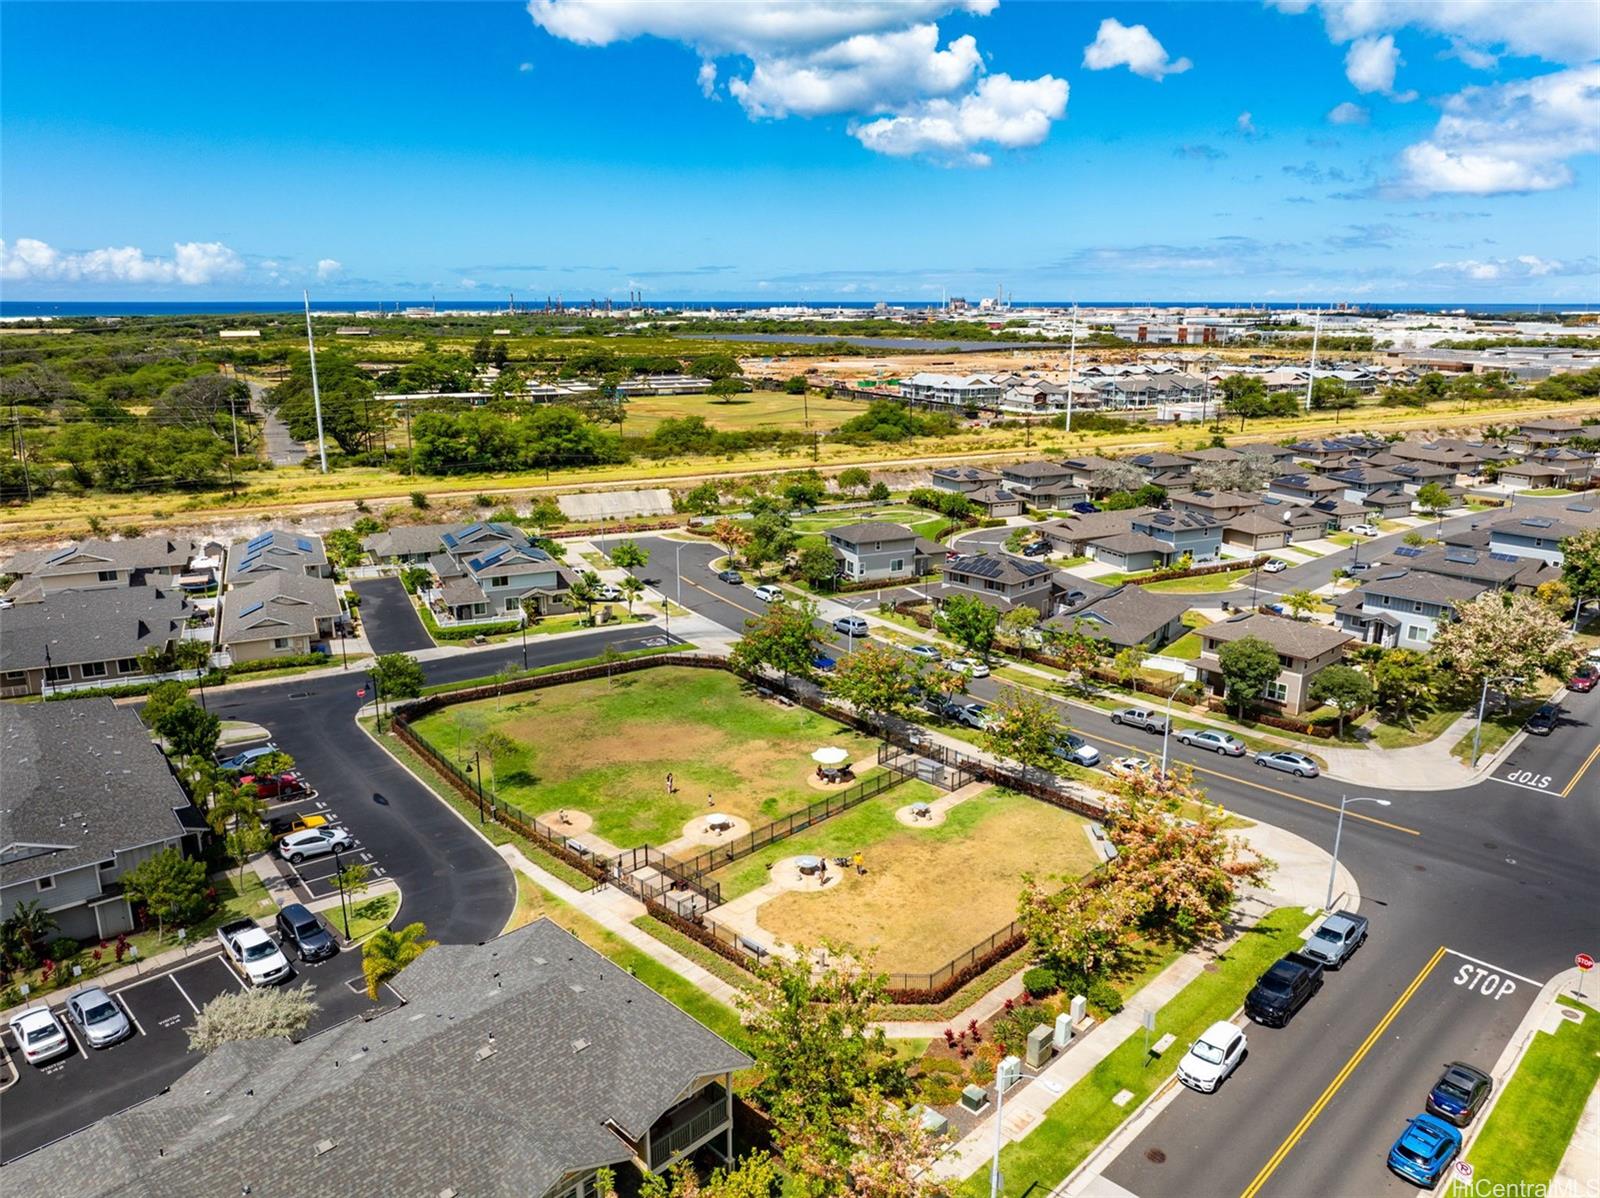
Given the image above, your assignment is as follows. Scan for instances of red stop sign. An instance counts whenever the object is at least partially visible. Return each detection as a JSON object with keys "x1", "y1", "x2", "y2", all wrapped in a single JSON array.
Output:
[{"x1": 1579, "y1": 953, "x2": 1596, "y2": 971}]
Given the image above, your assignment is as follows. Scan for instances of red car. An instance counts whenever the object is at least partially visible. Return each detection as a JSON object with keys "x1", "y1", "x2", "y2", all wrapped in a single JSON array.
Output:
[
  {"x1": 239, "y1": 771, "x2": 307, "y2": 800},
  {"x1": 1569, "y1": 666, "x2": 1599, "y2": 693}
]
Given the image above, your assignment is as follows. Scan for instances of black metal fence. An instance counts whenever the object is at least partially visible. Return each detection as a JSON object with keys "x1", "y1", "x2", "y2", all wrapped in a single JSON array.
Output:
[
  {"x1": 882, "y1": 920, "x2": 1027, "y2": 1001},
  {"x1": 610, "y1": 845, "x2": 724, "y2": 912}
]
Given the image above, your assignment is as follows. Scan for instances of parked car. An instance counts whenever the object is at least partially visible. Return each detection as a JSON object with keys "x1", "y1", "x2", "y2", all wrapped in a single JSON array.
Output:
[
  {"x1": 920, "y1": 693, "x2": 966, "y2": 719},
  {"x1": 1052, "y1": 732, "x2": 1101, "y2": 768},
  {"x1": 1108, "y1": 756, "x2": 1153, "y2": 779},
  {"x1": 906, "y1": 644, "x2": 942, "y2": 663},
  {"x1": 832, "y1": 614, "x2": 869, "y2": 638},
  {"x1": 594, "y1": 583, "x2": 624, "y2": 602},
  {"x1": 1176, "y1": 1020, "x2": 1248, "y2": 1093},
  {"x1": 811, "y1": 651, "x2": 836, "y2": 672},
  {"x1": 278, "y1": 825, "x2": 354, "y2": 864},
  {"x1": 1568, "y1": 664, "x2": 1598, "y2": 693},
  {"x1": 1110, "y1": 708, "x2": 1169, "y2": 734},
  {"x1": 1020, "y1": 540, "x2": 1051, "y2": 558},
  {"x1": 7, "y1": 1007, "x2": 71, "y2": 1065},
  {"x1": 1262, "y1": 559, "x2": 1288, "y2": 574},
  {"x1": 1386, "y1": 1114, "x2": 1462, "y2": 1187},
  {"x1": 716, "y1": 568, "x2": 743, "y2": 585},
  {"x1": 217, "y1": 743, "x2": 279, "y2": 773},
  {"x1": 1524, "y1": 703, "x2": 1561, "y2": 735},
  {"x1": 952, "y1": 701, "x2": 992, "y2": 729},
  {"x1": 1302, "y1": 911, "x2": 1369, "y2": 969},
  {"x1": 945, "y1": 657, "x2": 990, "y2": 678},
  {"x1": 1245, "y1": 951, "x2": 1324, "y2": 1027},
  {"x1": 65, "y1": 986, "x2": 133, "y2": 1048},
  {"x1": 216, "y1": 918, "x2": 293, "y2": 986},
  {"x1": 267, "y1": 811, "x2": 328, "y2": 838},
  {"x1": 1254, "y1": 750, "x2": 1320, "y2": 778},
  {"x1": 1176, "y1": 729, "x2": 1246, "y2": 756},
  {"x1": 238, "y1": 770, "x2": 307, "y2": 801},
  {"x1": 275, "y1": 903, "x2": 338, "y2": 962},
  {"x1": 1425, "y1": 1063, "x2": 1494, "y2": 1127},
  {"x1": 1351, "y1": 523, "x2": 1381, "y2": 537},
  {"x1": 752, "y1": 584, "x2": 784, "y2": 603},
  {"x1": 1071, "y1": 501, "x2": 1101, "y2": 514}
]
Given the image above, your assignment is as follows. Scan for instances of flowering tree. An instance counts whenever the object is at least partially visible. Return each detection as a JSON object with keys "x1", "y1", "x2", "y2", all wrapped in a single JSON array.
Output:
[
  {"x1": 982, "y1": 685, "x2": 1066, "y2": 770},
  {"x1": 1431, "y1": 590, "x2": 1579, "y2": 701},
  {"x1": 188, "y1": 985, "x2": 317, "y2": 1052}
]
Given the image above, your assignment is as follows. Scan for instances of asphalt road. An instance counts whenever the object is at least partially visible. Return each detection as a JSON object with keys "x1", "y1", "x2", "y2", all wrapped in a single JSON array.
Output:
[
  {"x1": 354, "y1": 576, "x2": 433, "y2": 654},
  {"x1": 640, "y1": 538, "x2": 1600, "y2": 1198}
]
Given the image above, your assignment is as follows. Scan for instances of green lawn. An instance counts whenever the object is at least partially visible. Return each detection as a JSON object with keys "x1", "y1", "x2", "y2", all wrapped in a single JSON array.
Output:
[
  {"x1": 1142, "y1": 568, "x2": 1251, "y2": 593},
  {"x1": 1520, "y1": 487, "x2": 1575, "y2": 497},
  {"x1": 1466, "y1": 997, "x2": 1600, "y2": 1188},
  {"x1": 1162, "y1": 611, "x2": 1213, "y2": 660},
  {"x1": 1364, "y1": 706, "x2": 1462, "y2": 750},
  {"x1": 343, "y1": 893, "x2": 399, "y2": 942},
  {"x1": 619, "y1": 388, "x2": 868, "y2": 435},
  {"x1": 959, "y1": 907, "x2": 1316, "y2": 1197},
  {"x1": 409, "y1": 666, "x2": 877, "y2": 846},
  {"x1": 1451, "y1": 699, "x2": 1542, "y2": 764}
]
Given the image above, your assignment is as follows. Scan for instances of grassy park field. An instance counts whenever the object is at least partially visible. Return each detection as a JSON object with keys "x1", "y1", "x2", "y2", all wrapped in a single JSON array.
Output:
[
  {"x1": 619, "y1": 389, "x2": 866, "y2": 434},
  {"x1": 407, "y1": 666, "x2": 877, "y2": 847}
]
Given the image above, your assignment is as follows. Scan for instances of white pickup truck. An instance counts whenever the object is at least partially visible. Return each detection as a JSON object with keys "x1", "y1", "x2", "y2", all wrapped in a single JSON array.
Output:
[{"x1": 217, "y1": 918, "x2": 292, "y2": 986}]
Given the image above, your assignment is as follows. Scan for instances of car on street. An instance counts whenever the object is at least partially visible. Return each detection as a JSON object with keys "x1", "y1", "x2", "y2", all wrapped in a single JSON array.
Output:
[
  {"x1": 811, "y1": 651, "x2": 836, "y2": 672},
  {"x1": 1425, "y1": 1062, "x2": 1494, "y2": 1126},
  {"x1": 217, "y1": 743, "x2": 279, "y2": 773},
  {"x1": 1108, "y1": 756, "x2": 1153, "y2": 779},
  {"x1": 1386, "y1": 1113, "x2": 1462, "y2": 1187},
  {"x1": 278, "y1": 825, "x2": 354, "y2": 864},
  {"x1": 1176, "y1": 729, "x2": 1246, "y2": 756},
  {"x1": 1524, "y1": 703, "x2": 1561, "y2": 735},
  {"x1": 239, "y1": 770, "x2": 307, "y2": 801},
  {"x1": 1587, "y1": 646, "x2": 1600, "y2": 668},
  {"x1": 1253, "y1": 750, "x2": 1320, "y2": 778},
  {"x1": 1262, "y1": 559, "x2": 1288, "y2": 573},
  {"x1": 216, "y1": 918, "x2": 293, "y2": 986},
  {"x1": 1020, "y1": 540, "x2": 1051, "y2": 557},
  {"x1": 945, "y1": 657, "x2": 991, "y2": 678},
  {"x1": 1176, "y1": 1020, "x2": 1248, "y2": 1092},
  {"x1": 752, "y1": 584, "x2": 784, "y2": 603},
  {"x1": 276, "y1": 903, "x2": 339, "y2": 962},
  {"x1": 1302, "y1": 911, "x2": 1369, "y2": 969},
  {"x1": 1110, "y1": 708, "x2": 1170, "y2": 734},
  {"x1": 594, "y1": 583, "x2": 624, "y2": 602},
  {"x1": 920, "y1": 693, "x2": 966, "y2": 719},
  {"x1": 832, "y1": 614, "x2": 869, "y2": 638},
  {"x1": 1351, "y1": 523, "x2": 1381, "y2": 537},
  {"x1": 716, "y1": 568, "x2": 743, "y2": 585},
  {"x1": 952, "y1": 701, "x2": 992, "y2": 729},
  {"x1": 1568, "y1": 664, "x2": 1598, "y2": 693},
  {"x1": 65, "y1": 986, "x2": 132, "y2": 1048},
  {"x1": 1052, "y1": 732, "x2": 1101, "y2": 767},
  {"x1": 1245, "y1": 951, "x2": 1324, "y2": 1027},
  {"x1": 906, "y1": 644, "x2": 942, "y2": 663},
  {"x1": 7, "y1": 1007, "x2": 71, "y2": 1065}
]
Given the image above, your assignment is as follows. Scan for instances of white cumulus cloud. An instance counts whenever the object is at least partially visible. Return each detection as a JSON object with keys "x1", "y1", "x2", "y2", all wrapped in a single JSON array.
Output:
[
  {"x1": 1082, "y1": 18, "x2": 1191, "y2": 80},
  {"x1": 1327, "y1": 100, "x2": 1369, "y2": 124},
  {"x1": 1236, "y1": 111, "x2": 1258, "y2": 136},
  {"x1": 1398, "y1": 63, "x2": 1600, "y2": 195},
  {"x1": 697, "y1": 60, "x2": 717, "y2": 97},
  {"x1": 1, "y1": 238, "x2": 242, "y2": 285},
  {"x1": 1273, "y1": 0, "x2": 1600, "y2": 67},
  {"x1": 1429, "y1": 254, "x2": 1591, "y2": 282},
  {"x1": 316, "y1": 258, "x2": 343, "y2": 280},
  {"x1": 1344, "y1": 34, "x2": 1400, "y2": 94},
  {"x1": 852, "y1": 72, "x2": 1068, "y2": 166}
]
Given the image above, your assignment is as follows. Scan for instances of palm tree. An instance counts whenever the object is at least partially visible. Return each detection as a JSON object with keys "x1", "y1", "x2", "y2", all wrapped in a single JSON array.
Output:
[
  {"x1": 4, "y1": 899, "x2": 58, "y2": 960},
  {"x1": 361, "y1": 921, "x2": 437, "y2": 999},
  {"x1": 207, "y1": 779, "x2": 265, "y2": 837},
  {"x1": 569, "y1": 571, "x2": 600, "y2": 624},
  {"x1": 619, "y1": 574, "x2": 645, "y2": 615}
]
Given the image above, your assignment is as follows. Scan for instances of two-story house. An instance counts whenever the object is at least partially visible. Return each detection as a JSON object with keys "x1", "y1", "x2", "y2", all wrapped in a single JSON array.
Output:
[
  {"x1": 930, "y1": 466, "x2": 1003, "y2": 494},
  {"x1": 1, "y1": 535, "x2": 201, "y2": 599},
  {"x1": 1171, "y1": 490, "x2": 1264, "y2": 523},
  {"x1": 1462, "y1": 504, "x2": 1600, "y2": 565},
  {"x1": 1268, "y1": 473, "x2": 1346, "y2": 505},
  {"x1": 1379, "y1": 544, "x2": 1552, "y2": 591},
  {"x1": 1129, "y1": 510, "x2": 1223, "y2": 561},
  {"x1": 2, "y1": 699, "x2": 197, "y2": 941},
  {"x1": 1126, "y1": 451, "x2": 1193, "y2": 482},
  {"x1": 0, "y1": 586, "x2": 202, "y2": 697},
  {"x1": 941, "y1": 552, "x2": 1055, "y2": 614},
  {"x1": 825, "y1": 521, "x2": 941, "y2": 582},
  {"x1": 998, "y1": 460, "x2": 1077, "y2": 494},
  {"x1": 1196, "y1": 612, "x2": 1354, "y2": 714},
  {"x1": 5, "y1": 917, "x2": 752, "y2": 1198},
  {"x1": 225, "y1": 530, "x2": 332, "y2": 584},
  {"x1": 1333, "y1": 568, "x2": 1482, "y2": 648},
  {"x1": 219, "y1": 571, "x2": 343, "y2": 662}
]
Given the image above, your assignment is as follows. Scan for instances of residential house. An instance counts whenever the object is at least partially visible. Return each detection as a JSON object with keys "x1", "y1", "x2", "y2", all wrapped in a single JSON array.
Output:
[
  {"x1": 930, "y1": 466, "x2": 1002, "y2": 494},
  {"x1": 1363, "y1": 489, "x2": 1416, "y2": 519},
  {"x1": 2, "y1": 699, "x2": 197, "y2": 941},
  {"x1": 1379, "y1": 544, "x2": 1552, "y2": 591},
  {"x1": 825, "y1": 521, "x2": 942, "y2": 582},
  {"x1": 1308, "y1": 496, "x2": 1371, "y2": 531},
  {"x1": 1129, "y1": 510, "x2": 1223, "y2": 562},
  {"x1": 1507, "y1": 418, "x2": 1586, "y2": 452},
  {"x1": 1085, "y1": 531, "x2": 1175, "y2": 572},
  {"x1": 1326, "y1": 465, "x2": 1411, "y2": 505},
  {"x1": 1180, "y1": 446, "x2": 1245, "y2": 467},
  {"x1": 1, "y1": 535, "x2": 201, "y2": 598},
  {"x1": 941, "y1": 552, "x2": 1055, "y2": 614},
  {"x1": 998, "y1": 460, "x2": 1077, "y2": 494},
  {"x1": 1388, "y1": 459, "x2": 1460, "y2": 494},
  {"x1": 1049, "y1": 584, "x2": 1191, "y2": 651},
  {"x1": 224, "y1": 530, "x2": 331, "y2": 584},
  {"x1": 1171, "y1": 490, "x2": 1264, "y2": 523},
  {"x1": 1059, "y1": 455, "x2": 1123, "y2": 490},
  {"x1": 427, "y1": 538, "x2": 576, "y2": 621},
  {"x1": 1022, "y1": 480, "x2": 1092, "y2": 511},
  {"x1": 1126, "y1": 452, "x2": 1193, "y2": 481},
  {"x1": 5, "y1": 918, "x2": 752, "y2": 1198},
  {"x1": 1268, "y1": 473, "x2": 1346, "y2": 505},
  {"x1": 1525, "y1": 447, "x2": 1597, "y2": 486},
  {"x1": 1037, "y1": 508, "x2": 1144, "y2": 557},
  {"x1": 360, "y1": 522, "x2": 476, "y2": 565},
  {"x1": 1231, "y1": 442, "x2": 1300, "y2": 463},
  {"x1": 1463, "y1": 504, "x2": 1600, "y2": 565},
  {"x1": 1497, "y1": 461, "x2": 1567, "y2": 491},
  {"x1": 1275, "y1": 504, "x2": 1337, "y2": 542},
  {"x1": 219, "y1": 571, "x2": 343, "y2": 663},
  {"x1": 1196, "y1": 612, "x2": 1354, "y2": 714},
  {"x1": 0, "y1": 586, "x2": 202, "y2": 697},
  {"x1": 966, "y1": 485, "x2": 1027, "y2": 519},
  {"x1": 1222, "y1": 511, "x2": 1293, "y2": 553},
  {"x1": 900, "y1": 372, "x2": 1004, "y2": 408},
  {"x1": 1333, "y1": 568, "x2": 1482, "y2": 648}
]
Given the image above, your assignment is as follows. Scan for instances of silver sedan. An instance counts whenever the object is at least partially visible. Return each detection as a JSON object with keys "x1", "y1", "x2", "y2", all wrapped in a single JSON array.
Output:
[{"x1": 1253, "y1": 750, "x2": 1320, "y2": 778}]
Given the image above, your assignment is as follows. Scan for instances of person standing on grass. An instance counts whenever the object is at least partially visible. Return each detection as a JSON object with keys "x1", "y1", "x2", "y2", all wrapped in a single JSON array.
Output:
[
  {"x1": 854, "y1": 851, "x2": 864, "y2": 875},
  {"x1": 666, "y1": 772, "x2": 674, "y2": 795}
]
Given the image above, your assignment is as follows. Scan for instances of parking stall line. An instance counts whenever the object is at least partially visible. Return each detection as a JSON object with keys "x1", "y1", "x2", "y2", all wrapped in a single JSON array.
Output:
[
  {"x1": 167, "y1": 973, "x2": 200, "y2": 1012},
  {"x1": 120, "y1": 997, "x2": 146, "y2": 1037}
]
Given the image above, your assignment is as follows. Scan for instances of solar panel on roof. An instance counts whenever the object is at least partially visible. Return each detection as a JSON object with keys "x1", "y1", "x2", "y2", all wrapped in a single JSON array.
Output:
[
  {"x1": 239, "y1": 601, "x2": 263, "y2": 617},
  {"x1": 295, "y1": 537, "x2": 313, "y2": 552},
  {"x1": 1443, "y1": 550, "x2": 1478, "y2": 564},
  {"x1": 460, "y1": 522, "x2": 484, "y2": 538},
  {"x1": 45, "y1": 546, "x2": 76, "y2": 563},
  {"x1": 1488, "y1": 552, "x2": 1520, "y2": 563},
  {"x1": 1520, "y1": 517, "x2": 1553, "y2": 528},
  {"x1": 247, "y1": 532, "x2": 272, "y2": 550},
  {"x1": 1393, "y1": 546, "x2": 1423, "y2": 558}
]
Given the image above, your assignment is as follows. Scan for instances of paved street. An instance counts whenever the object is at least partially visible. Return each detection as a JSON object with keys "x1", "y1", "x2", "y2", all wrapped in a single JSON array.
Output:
[{"x1": 354, "y1": 576, "x2": 433, "y2": 654}]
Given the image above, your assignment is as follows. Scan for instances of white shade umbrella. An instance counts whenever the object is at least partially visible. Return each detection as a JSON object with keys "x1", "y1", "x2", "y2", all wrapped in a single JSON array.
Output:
[{"x1": 811, "y1": 746, "x2": 850, "y2": 767}]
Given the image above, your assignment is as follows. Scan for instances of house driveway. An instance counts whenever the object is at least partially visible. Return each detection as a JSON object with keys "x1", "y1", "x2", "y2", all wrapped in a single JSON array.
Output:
[{"x1": 353, "y1": 577, "x2": 433, "y2": 654}]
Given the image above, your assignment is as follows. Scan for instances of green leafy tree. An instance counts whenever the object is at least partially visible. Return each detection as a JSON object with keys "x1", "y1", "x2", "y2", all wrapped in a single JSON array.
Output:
[
  {"x1": 746, "y1": 511, "x2": 797, "y2": 568},
  {"x1": 619, "y1": 573, "x2": 645, "y2": 614},
  {"x1": 525, "y1": 497, "x2": 564, "y2": 532},
  {"x1": 783, "y1": 374, "x2": 809, "y2": 395},
  {"x1": 936, "y1": 594, "x2": 999, "y2": 660},
  {"x1": 609, "y1": 539, "x2": 649, "y2": 571},
  {"x1": 982, "y1": 685, "x2": 1065, "y2": 770},
  {"x1": 1370, "y1": 648, "x2": 1434, "y2": 729},
  {"x1": 154, "y1": 698, "x2": 222, "y2": 760},
  {"x1": 323, "y1": 527, "x2": 365, "y2": 568},
  {"x1": 371, "y1": 652, "x2": 426, "y2": 701},
  {"x1": 1415, "y1": 482, "x2": 1452, "y2": 519},
  {"x1": 1216, "y1": 635, "x2": 1282, "y2": 715},
  {"x1": 1560, "y1": 528, "x2": 1600, "y2": 608},
  {"x1": 836, "y1": 466, "x2": 871, "y2": 496},
  {"x1": 141, "y1": 679, "x2": 192, "y2": 729},
  {"x1": 826, "y1": 642, "x2": 920, "y2": 737},
  {"x1": 711, "y1": 516, "x2": 751, "y2": 564},
  {"x1": 2, "y1": 900, "x2": 58, "y2": 965},
  {"x1": 187, "y1": 984, "x2": 318, "y2": 1052},
  {"x1": 123, "y1": 847, "x2": 209, "y2": 937},
  {"x1": 1112, "y1": 645, "x2": 1146, "y2": 693},
  {"x1": 867, "y1": 480, "x2": 892, "y2": 502},
  {"x1": 267, "y1": 355, "x2": 388, "y2": 455},
  {"x1": 998, "y1": 604, "x2": 1040, "y2": 647},
  {"x1": 1432, "y1": 589, "x2": 1579, "y2": 704},
  {"x1": 361, "y1": 921, "x2": 438, "y2": 999},
  {"x1": 781, "y1": 472, "x2": 826, "y2": 511},
  {"x1": 732, "y1": 597, "x2": 821, "y2": 687},
  {"x1": 678, "y1": 482, "x2": 722, "y2": 515},
  {"x1": 1307, "y1": 664, "x2": 1373, "y2": 737},
  {"x1": 794, "y1": 542, "x2": 838, "y2": 589},
  {"x1": 569, "y1": 570, "x2": 602, "y2": 621},
  {"x1": 1309, "y1": 378, "x2": 1358, "y2": 411},
  {"x1": 708, "y1": 377, "x2": 748, "y2": 404},
  {"x1": 1283, "y1": 589, "x2": 1319, "y2": 620}
]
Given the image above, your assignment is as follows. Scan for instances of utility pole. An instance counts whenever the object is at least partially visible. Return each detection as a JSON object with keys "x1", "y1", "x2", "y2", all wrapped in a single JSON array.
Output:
[
  {"x1": 303, "y1": 291, "x2": 329, "y2": 472},
  {"x1": 1303, "y1": 310, "x2": 1322, "y2": 414},
  {"x1": 1065, "y1": 303, "x2": 1079, "y2": 435}
]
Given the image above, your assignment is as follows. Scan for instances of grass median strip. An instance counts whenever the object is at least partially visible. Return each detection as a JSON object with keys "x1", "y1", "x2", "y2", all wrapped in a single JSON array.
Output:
[
  {"x1": 958, "y1": 906, "x2": 1315, "y2": 1197},
  {"x1": 1466, "y1": 996, "x2": 1600, "y2": 1188}
]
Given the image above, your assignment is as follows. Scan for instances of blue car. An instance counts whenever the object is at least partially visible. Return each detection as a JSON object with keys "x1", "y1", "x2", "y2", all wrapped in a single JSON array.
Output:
[
  {"x1": 811, "y1": 652, "x2": 836, "y2": 672},
  {"x1": 1071, "y1": 501, "x2": 1101, "y2": 514},
  {"x1": 1387, "y1": 1113, "x2": 1462, "y2": 1187}
]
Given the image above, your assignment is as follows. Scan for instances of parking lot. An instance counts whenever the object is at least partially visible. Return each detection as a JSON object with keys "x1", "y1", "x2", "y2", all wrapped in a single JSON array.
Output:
[{"x1": 267, "y1": 791, "x2": 389, "y2": 904}]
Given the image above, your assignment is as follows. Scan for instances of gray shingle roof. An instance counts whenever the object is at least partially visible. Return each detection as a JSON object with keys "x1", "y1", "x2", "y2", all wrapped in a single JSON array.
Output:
[
  {"x1": 224, "y1": 530, "x2": 327, "y2": 583},
  {"x1": 359, "y1": 522, "x2": 465, "y2": 560},
  {"x1": 1, "y1": 536, "x2": 197, "y2": 579},
  {"x1": 827, "y1": 520, "x2": 916, "y2": 546},
  {"x1": 0, "y1": 586, "x2": 195, "y2": 672},
  {"x1": 1052, "y1": 585, "x2": 1191, "y2": 648},
  {"x1": 220, "y1": 572, "x2": 341, "y2": 646},
  {"x1": 1201, "y1": 612, "x2": 1353, "y2": 660},
  {"x1": 947, "y1": 553, "x2": 1052, "y2": 584},
  {"x1": 1, "y1": 699, "x2": 189, "y2": 887},
  {"x1": 5, "y1": 919, "x2": 751, "y2": 1198}
]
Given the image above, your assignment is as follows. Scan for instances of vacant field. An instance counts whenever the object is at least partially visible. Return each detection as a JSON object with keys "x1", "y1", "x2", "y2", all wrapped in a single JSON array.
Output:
[
  {"x1": 408, "y1": 667, "x2": 877, "y2": 847},
  {"x1": 725, "y1": 786, "x2": 1100, "y2": 974},
  {"x1": 621, "y1": 389, "x2": 867, "y2": 434},
  {"x1": 790, "y1": 504, "x2": 949, "y2": 541}
]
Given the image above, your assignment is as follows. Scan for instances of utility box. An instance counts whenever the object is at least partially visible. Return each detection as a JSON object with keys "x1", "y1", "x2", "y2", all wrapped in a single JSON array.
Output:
[
  {"x1": 917, "y1": 1106, "x2": 950, "y2": 1137},
  {"x1": 997, "y1": 1055, "x2": 1022, "y2": 1092},
  {"x1": 1070, "y1": 994, "x2": 1088, "y2": 1025},
  {"x1": 960, "y1": 1084, "x2": 989, "y2": 1113},
  {"x1": 1026, "y1": 1023, "x2": 1054, "y2": 1068},
  {"x1": 1053, "y1": 1011, "x2": 1072, "y2": 1049}
]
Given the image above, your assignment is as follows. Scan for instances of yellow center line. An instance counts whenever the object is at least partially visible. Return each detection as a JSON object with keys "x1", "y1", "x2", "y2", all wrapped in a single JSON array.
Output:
[
  {"x1": 679, "y1": 575, "x2": 764, "y2": 622},
  {"x1": 1560, "y1": 739, "x2": 1600, "y2": 798},
  {"x1": 1240, "y1": 945, "x2": 1449, "y2": 1198}
]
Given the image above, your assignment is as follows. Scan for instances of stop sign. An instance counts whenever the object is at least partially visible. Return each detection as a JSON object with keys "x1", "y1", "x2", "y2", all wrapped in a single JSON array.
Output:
[{"x1": 1578, "y1": 953, "x2": 1596, "y2": 971}]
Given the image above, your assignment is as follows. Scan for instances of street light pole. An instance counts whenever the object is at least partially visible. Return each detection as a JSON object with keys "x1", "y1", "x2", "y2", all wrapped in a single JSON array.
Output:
[
  {"x1": 520, "y1": 611, "x2": 528, "y2": 671},
  {"x1": 330, "y1": 843, "x2": 351, "y2": 938},
  {"x1": 473, "y1": 749, "x2": 484, "y2": 822},
  {"x1": 1326, "y1": 794, "x2": 1390, "y2": 910},
  {"x1": 1159, "y1": 685, "x2": 1186, "y2": 779},
  {"x1": 1470, "y1": 673, "x2": 1491, "y2": 767}
]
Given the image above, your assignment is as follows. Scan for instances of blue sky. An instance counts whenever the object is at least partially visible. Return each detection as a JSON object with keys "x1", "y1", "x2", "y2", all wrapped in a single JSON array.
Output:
[{"x1": 2, "y1": 1, "x2": 1597, "y2": 302}]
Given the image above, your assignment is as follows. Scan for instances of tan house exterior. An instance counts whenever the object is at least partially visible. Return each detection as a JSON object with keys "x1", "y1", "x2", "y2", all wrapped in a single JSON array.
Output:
[{"x1": 1196, "y1": 612, "x2": 1354, "y2": 714}]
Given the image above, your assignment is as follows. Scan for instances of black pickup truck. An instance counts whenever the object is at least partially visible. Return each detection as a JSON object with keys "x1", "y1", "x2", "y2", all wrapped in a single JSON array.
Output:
[{"x1": 1245, "y1": 951, "x2": 1325, "y2": 1027}]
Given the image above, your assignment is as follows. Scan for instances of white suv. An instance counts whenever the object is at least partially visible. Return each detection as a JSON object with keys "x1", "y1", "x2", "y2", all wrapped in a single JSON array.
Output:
[{"x1": 278, "y1": 826, "x2": 354, "y2": 864}]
